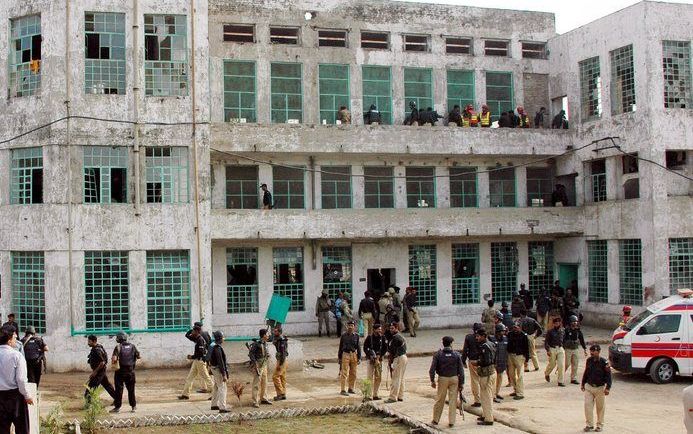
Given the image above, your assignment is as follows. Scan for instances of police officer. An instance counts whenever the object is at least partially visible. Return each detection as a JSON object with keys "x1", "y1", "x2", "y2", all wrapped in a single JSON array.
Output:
[
  {"x1": 110, "y1": 332, "x2": 140, "y2": 413},
  {"x1": 481, "y1": 299, "x2": 497, "y2": 335},
  {"x1": 363, "y1": 323, "x2": 387, "y2": 400},
  {"x1": 385, "y1": 322, "x2": 407, "y2": 403},
  {"x1": 0, "y1": 324, "x2": 34, "y2": 434},
  {"x1": 489, "y1": 324, "x2": 508, "y2": 403},
  {"x1": 338, "y1": 320, "x2": 361, "y2": 396},
  {"x1": 21, "y1": 327, "x2": 48, "y2": 387},
  {"x1": 544, "y1": 317, "x2": 566, "y2": 386},
  {"x1": 520, "y1": 313, "x2": 542, "y2": 372},
  {"x1": 250, "y1": 329, "x2": 272, "y2": 408},
  {"x1": 475, "y1": 329, "x2": 496, "y2": 426},
  {"x1": 85, "y1": 335, "x2": 117, "y2": 402},
  {"x1": 564, "y1": 315, "x2": 587, "y2": 384},
  {"x1": 506, "y1": 322, "x2": 530, "y2": 400},
  {"x1": 1, "y1": 313, "x2": 19, "y2": 339},
  {"x1": 581, "y1": 344, "x2": 612, "y2": 432},
  {"x1": 209, "y1": 331, "x2": 231, "y2": 413},
  {"x1": 403, "y1": 287, "x2": 420, "y2": 337},
  {"x1": 272, "y1": 326, "x2": 289, "y2": 401},
  {"x1": 429, "y1": 336, "x2": 464, "y2": 428},
  {"x1": 461, "y1": 323, "x2": 482, "y2": 407},
  {"x1": 315, "y1": 289, "x2": 332, "y2": 337},
  {"x1": 178, "y1": 325, "x2": 214, "y2": 399},
  {"x1": 358, "y1": 291, "x2": 378, "y2": 336}
]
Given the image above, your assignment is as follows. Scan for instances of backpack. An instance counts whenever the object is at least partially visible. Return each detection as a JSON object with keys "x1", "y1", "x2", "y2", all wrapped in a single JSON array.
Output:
[
  {"x1": 118, "y1": 343, "x2": 137, "y2": 368},
  {"x1": 204, "y1": 341, "x2": 217, "y2": 364},
  {"x1": 23, "y1": 337, "x2": 42, "y2": 362}
]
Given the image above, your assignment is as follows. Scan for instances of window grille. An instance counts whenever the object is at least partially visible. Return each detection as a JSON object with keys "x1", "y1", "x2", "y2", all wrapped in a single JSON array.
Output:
[
  {"x1": 146, "y1": 251, "x2": 190, "y2": 330},
  {"x1": 491, "y1": 242, "x2": 518, "y2": 302},
  {"x1": 321, "y1": 166, "x2": 351, "y2": 209},
  {"x1": 273, "y1": 247, "x2": 304, "y2": 311},
  {"x1": 11, "y1": 252, "x2": 46, "y2": 334},
  {"x1": 409, "y1": 245, "x2": 437, "y2": 306},
  {"x1": 223, "y1": 61, "x2": 256, "y2": 122},
  {"x1": 590, "y1": 159, "x2": 607, "y2": 203},
  {"x1": 526, "y1": 167, "x2": 553, "y2": 207},
  {"x1": 322, "y1": 246, "x2": 352, "y2": 302},
  {"x1": 662, "y1": 41, "x2": 691, "y2": 109},
  {"x1": 85, "y1": 12, "x2": 126, "y2": 94},
  {"x1": 364, "y1": 167, "x2": 394, "y2": 208},
  {"x1": 406, "y1": 167, "x2": 435, "y2": 208},
  {"x1": 226, "y1": 166, "x2": 258, "y2": 209},
  {"x1": 318, "y1": 64, "x2": 350, "y2": 124},
  {"x1": 610, "y1": 45, "x2": 636, "y2": 114},
  {"x1": 273, "y1": 166, "x2": 305, "y2": 209},
  {"x1": 404, "y1": 68, "x2": 433, "y2": 115},
  {"x1": 449, "y1": 167, "x2": 477, "y2": 208},
  {"x1": 144, "y1": 14, "x2": 188, "y2": 96},
  {"x1": 9, "y1": 15, "x2": 41, "y2": 97},
  {"x1": 619, "y1": 240, "x2": 642, "y2": 305},
  {"x1": 452, "y1": 244, "x2": 479, "y2": 304},
  {"x1": 485, "y1": 71, "x2": 513, "y2": 122},
  {"x1": 528, "y1": 241, "x2": 554, "y2": 296},
  {"x1": 10, "y1": 147, "x2": 43, "y2": 205},
  {"x1": 669, "y1": 238, "x2": 693, "y2": 295},
  {"x1": 85, "y1": 251, "x2": 129, "y2": 332},
  {"x1": 489, "y1": 167, "x2": 515, "y2": 207},
  {"x1": 83, "y1": 146, "x2": 128, "y2": 204},
  {"x1": 145, "y1": 147, "x2": 189, "y2": 203},
  {"x1": 587, "y1": 241, "x2": 608, "y2": 303},
  {"x1": 226, "y1": 248, "x2": 259, "y2": 313},
  {"x1": 362, "y1": 65, "x2": 392, "y2": 124},
  {"x1": 579, "y1": 56, "x2": 602, "y2": 120},
  {"x1": 270, "y1": 62, "x2": 303, "y2": 123}
]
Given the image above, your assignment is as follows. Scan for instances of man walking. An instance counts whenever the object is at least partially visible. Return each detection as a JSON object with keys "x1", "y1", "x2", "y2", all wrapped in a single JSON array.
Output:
[
  {"x1": 250, "y1": 329, "x2": 272, "y2": 408},
  {"x1": 403, "y1": 287, "x2": 420, "y2": 337},
  {"x1": 545, "y1": 317, "x2": 566, "y2": 386},
  {"x1": 272, "y1": 326, "x2": 289, "y2": 401},
  {"x1": 85, "y1": 335, "x2": 117, "y2": 402},
  {"x1": 363, "y1": 323, "x2": 387, "y2": 400},
  {"x1": 261, "y1": 183, "x2": 273, "y2": 209},
  {"x1": 178, "y1": 325, "x2": 214, "y2": 399},
  {"x1": 564, "y1": 315, "x2": 588, "y2": 384},
  {"x1": 506, "y1": 323, "x2": 530, "y2": 400},
  {"x1": 358, "y1": 291, "x2": 377, "y2": 336},
  {"x1": 520, "y1": 312, "x2": 542, "y2": 371},
  {"x1": 378, "y1": 291, "x2": 392, "y2": 325},
  {"x1": 209, "y1": 331, "x2": 231, "y2": 413},
  {"x1": 581, "y1": 344, "x2": 612, "y2": 432},
  {"x1": 461, "y1": 323, "x2": 482, "y2": 407},
  {"x1": 315, "y1": 289, "x2": 332, "y2": 337},
  {"x1": 338, "y1": 321, "x2": 361, "y2": 396},
  {"x1": 481, "y1": 299, "x2": 497, "y2": 335},
  {"x1": 385, "y1": 322, "x2": 407, "y2": 403},
  {"x1": 110, "y1": 332, "x2": 140, "y2": 413},
  {"x1": 489, "y1": 324, "x2": 508, "y2": 402},
  {"x1": 476, "y1": 329, "x2": 496, "y2": 426},
  {"x1": 21, "y1": 326, "x2": 48, "y2": 387},
  {"x1": 429, "y1": 336, "x2": 464, "y2": 428},
  {"x1": 0, "y1": 324, "x2": 34, "y2": 434}
]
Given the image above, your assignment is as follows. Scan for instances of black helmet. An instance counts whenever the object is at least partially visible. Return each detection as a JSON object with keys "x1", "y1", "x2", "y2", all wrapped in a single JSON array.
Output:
[
  {"x1": 472, "y1": 322, "x2": 483, "y2": 332},
  {"x1": 115, "y1": 332, "x2": 127, "y2": 343},
  {"x1": 501, "y1": 301, "x2": 508, "y2": 308},
  {"x1": 495, "y1": 324, "x2": 506, "y2": 333},
  {"x1": 409, "y1": 100, "x2": 417, "y2": 109},
  {"x1": 213, "y1": 330, "x2": 224, "y2": 342},
  {"x1": 569, "y1": 315, "x2": 579, "y2": 323},
  {"x1": 25, "y1": 326, "x2": 36, "y2": 335}
]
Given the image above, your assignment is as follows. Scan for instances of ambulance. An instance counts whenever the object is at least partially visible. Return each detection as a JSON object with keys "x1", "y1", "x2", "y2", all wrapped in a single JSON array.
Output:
[{"x1": 609, "y1": 288, "x2": 693, "y2": 384}]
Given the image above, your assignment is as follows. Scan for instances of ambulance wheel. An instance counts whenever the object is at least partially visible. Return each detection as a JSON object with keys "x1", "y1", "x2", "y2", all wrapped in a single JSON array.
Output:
[{"x1": 649, "y1": 358, "x2": 675, "y2": 384}]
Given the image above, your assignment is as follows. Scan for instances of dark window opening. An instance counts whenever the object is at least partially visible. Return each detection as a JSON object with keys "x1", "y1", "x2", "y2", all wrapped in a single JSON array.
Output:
[
  {"x1": 624, "y1": 178, "x2": 639, "y2": 200},
  {"x1": 622, "y1": 153, "x2": 638, "y2": 174},
  {"x1": 404, "y1": 34, "x2": 429, "y2": 52},
  {"x1": 361, "y1": 31, "x2": 389, "y2": 50},
  {"x1": 111, "y1": 168, "x2": 127, "y2": 203},
  {"x1": 485, "y1": 40, "x2": 509, "y2": 57},
  {"x1": 31, "y1": 169, "x2": 43, "y2": 204},
  {"x1": 522, "y1": 42, "x2": 547, "y2": 59},
  {"x1": 270, "y1": 26, "x2": 299, "y2": 45},
  {"x1": 666, "y1": 151, "x2": 687, "y2": 169},
  {"x1": 223, "y1": 24, "x2": 254, "y2": 43},
  {"x1": 446, "y1": 37, "x2": 472, "y2": 54},
  {"x1": 145, "y1": 35, "x2": 159, "y2": 60},
  {"x1": 32, "y1": 35, "x2": 42, "y2": 61},
  {"x1": 226, "y1": 166, "x2": 259, "y2": 209},
  {"x1": 318, "y1": 29, "x2": 347, "y2": 47},
  {"x1": 147, "y1": 182, "x2": 162, "y2": 203}
]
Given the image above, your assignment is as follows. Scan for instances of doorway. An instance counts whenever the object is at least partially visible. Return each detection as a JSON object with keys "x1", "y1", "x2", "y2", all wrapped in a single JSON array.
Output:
[
  {"x1": 558, "y1": 263, "x2": 578, "y2": 291},
  {"x1": 367, "y1": 268, "x2": 396, "y2": 300}
]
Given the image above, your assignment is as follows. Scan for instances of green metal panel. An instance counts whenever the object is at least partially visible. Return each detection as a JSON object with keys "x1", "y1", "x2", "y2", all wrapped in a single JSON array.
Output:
[
  {"x1": 318, "y1": 64, "x2": 350, "y2": 124},
  {"x1": 449, "y1": 167, "x2": 477, "y2": 208},
  {"x1": 226, "y1": 248, "x2": 259, "y2": 313},
  {"x1": 146, "y1": 251, "x2": 190, "y2": 330},
  {"x1": 322, "y1": 246, "x2": 352, "y2": 301},
  {"x1": 489, "y1": 167, "x2": 515, "y2": 207},
  {"x1": 273, "y1": 247, "x2": 304, "y2": 311},
  {"x1": 321, "y1": 166, "x2": 351, "y2": 209},
  {"x1": 83, "y1": 146, "x2": 128, "y2": 204},
  {"x1": 485, "y1": 71, "x2": 513, "y2": 122},
  {"x1": 662, "y1": 41, "x2": 692, "y2": 109},
  {"x1": 558, "y1": 264, "x2": 578, "y2": 291},
  {"x1": 84, "y1": 12, "x2": 126, "y2": 95},
  {"x1": 452, "y1": 244, "x2": 479, "y2": 304},
  {"x1": 409, "y1": 245, "x2": 437, "y2": 306},
  {"x1": 579, "y1": 56, "x2": 602, "y2": 120},
  {"x1": 491, "y1": 242, "x2": 517, "y2": 302},
  {"x1": 10, "y1": 147, "x2": 43, "y2": 204},
  {"x1": 271, "y1": 62, "x2": 303, "y2": 123},
  {"x1": 364, "y1": 166, "x2": 394, "y2": 208},
  {"x1": 85, "y1": 251, "x2": 129, "y2": 332},
  {"x1": 8, "y1": 15, "x2": 41, "y2": 97},
  {"x1": 619, "y1": 239, "x2": 642, "y2": 305},
  {"x1": 446, "y1": 69, "x2": 475, "y2": 112},
  {"x1": 223, "y1": 61, "x2": 257, "y2": 122},
  {"x1": 225, "y1": 166, "x2": 259, "y2": 209},
  {"x1": 362, "y1": 65, "x2": 392, "y2": 125},
  {"x1": 272, "y1": 166, "x2": 305, "y2": 209},
  {"x1": 144, "y1": 14, "x2": 188, "y2": 96},
  {"x1": 404, "y1": 67, "x2": 433, "y2": 115},
  {"x1": 145, "y1": 147, "x2": 189, "y2": 203},
  {"x1": 406, "y1": 167, "x2": 436, "y2": 208},
  {"x1": 266, "y1": 293, "x2": 291, "y2": 324},
  {"x1": 587, "y1": 240, "x2": 608, "y2": 302},
  {"x1": 529, "y1": 241, "x2": 554, "y2": 296},
  {"x1": 11, "y1": 252, "x2": 46, "y2": 334}
]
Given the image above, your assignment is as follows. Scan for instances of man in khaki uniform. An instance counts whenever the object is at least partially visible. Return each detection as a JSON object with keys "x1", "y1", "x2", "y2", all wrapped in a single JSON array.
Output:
[
  {"x1": 506, "y1": 323, "x2": 530, "y2": 400},
  {"x1": 544, "y1": 317, "x2": 566, "y2": 386},
  {"x1": 250, "y1": 329, "x2": 272, "y2": 408},
  {"x1": 581, "y1": 344, "x2": 611, "y2": 432},
  {"x1": 363, "y1": 324, "x2": 387, "y2": 400},
  {"x1": 564, "y1": 315, "x2": 587, "y2": 384},
  {"x1": 271, "y1": 326, "x2": 288, "y2": 401},
  {"x1": 338, "y1": 321, "x2": 361, "y2": 395},
  {"x1": 475, "y1": 329, "x2": 496, "y2": 426},
  {"x1": 481, "y1": 299, "x2": 497, "y2": 335},
  {"x1": 178, "y1": 325, "x2": 213, "y2": 399},
  {"x1": 385, "y1": 323, "x2": 408, "y2": 403},
  {"x1": 429, "y1": 336, "x2": 464, "y2": 428}
]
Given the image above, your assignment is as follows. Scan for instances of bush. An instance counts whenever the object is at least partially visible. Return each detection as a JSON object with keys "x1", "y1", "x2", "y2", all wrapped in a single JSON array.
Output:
[
  {"x1": 82, "y1": 386, "x2": 106, "y2": 434},
  {"x1": 40, "y1": 403, "x2": 66, "y2": 434}
]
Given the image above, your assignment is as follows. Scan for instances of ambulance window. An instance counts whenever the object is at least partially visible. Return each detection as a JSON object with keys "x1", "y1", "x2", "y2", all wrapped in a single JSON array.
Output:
[{"x1": 637, "y1": 314, "x2": 681, "y2": 335}]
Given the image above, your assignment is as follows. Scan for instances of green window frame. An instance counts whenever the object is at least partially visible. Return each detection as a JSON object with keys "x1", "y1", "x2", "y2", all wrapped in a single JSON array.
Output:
[
  {"x1": 322, "y1": 246, "x2": 352, "y2": 302},
  {"x1": 226, "y1": 248, "x2": 259, "y2": 314},
  {"x1": 145, "y1": 147, "x2": 189, "y2": 203},
  {"x1": 669, "y1": 238, "x2": 693, "y2": 295},
  {"x1": 364, "y1": 167, "x2": 394, "y2": 208},
  {"x1": 85, "y1": 12, "x2": 126, "y2": 95},
  {"x1": 146, "y1": 251, "x2": 190, "y2": 331},
  {"x1": 446, "y1": 70, "x2": 475, "y2": 112},
  {"x1": 610, "y1": 45, "x2": 636, "y2": 115},
  {"x1": 406, "y1": 167, "x2": 436, "y2": 208},
  {"x1": 579, "y1": 56, "x2": 602, "y2": 120},
  {"x1": 11, "y1": 252, "x2": 46, "y2": 334},
  {"x1": 452, "y1": 244, "x2": 479, "y2": 304},
  {"x1": 85, "y1": 251, "x2": 129, "y2": 332},
  {"x1": 11, "y1": 147, "x2": 43, "y2": 205},
  {"x1": 409, "y1": 245, "x2": 437, "y2": 307},
  {"x1": 485, "y1": 71, "x2": 513, "y2": 122},
  {"x1": 491, "y1": 242, "x2": 518, "y2": 303},
  {"x1": 83, "y1": 146, "x2": 128, "y2": 204},
  {"x1": 362, "y1": 65, "x2": 392, "y2": 125},
  {"x1": 9, "y1": 15, "x2": 41, "y2": 98},
  {"x1": 271, "y1": 62, "x2": 303, "y2": 123},
  {"x1": 590, "y1": 160, "x2": 607, "y2": 203},
  {"x1": 273, "y1": 166, "x2": 305, "y2": 209},
  {"x1": 273, "y1": 247, "x2": 304, "y2": 311},
  {"x1": 489, "y1": 167, "x2": 515, "y2": 207},
  {"x1": 404, "y1": 68, "x2": 433, "y2": 116},
  {"x1": 226, "y1": 166, "x2": 258, "y2": 209},
  {"x1": 587, "y1": 240, "x2": 608, "y2": 303},
  {"x1": 528, "y1": 241, "x2": 554, "y2": 296},
  {"x1": 619, "y1": 239, "x2": 642, "y2": 305},
  {"x1": 321, "y1": 166, "x2": 351, "y2": 209},
  {"x1": 526, "y1": 167, "x2": 553, "y2": 207},
  {"x1": 662, "y1": 41, "x2": 692, "y2": 109},
  {"x1": 223, "y1": 60, "x2": 256, "y2": 123},
  {"x1": 144, "y1": 14, "x2": 188, "y2": 96},
  {"x1": 319, "y1": 64, "x2": 350, "y2": 124},
  {"x1": 449, "y1": 167, "x2": 477, "y2": 208}
]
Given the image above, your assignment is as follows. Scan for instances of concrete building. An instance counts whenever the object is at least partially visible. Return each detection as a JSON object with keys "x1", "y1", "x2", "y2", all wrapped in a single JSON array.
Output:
[{"x1": 0, "y1": 0, "x2": 691, "y2": 371}]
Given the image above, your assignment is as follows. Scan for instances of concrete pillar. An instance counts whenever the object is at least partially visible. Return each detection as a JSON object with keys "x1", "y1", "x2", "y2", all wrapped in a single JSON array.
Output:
[
  {"x1": 258, "y1": 164, "x2": 273, "y2": 195},
  {"x1": 129, "y1": 251, "x2": 147, "y2": 330},
  {"x1": 211, "y1": 164, "x2": 226, "y2": 209},
  {"x1": 256, "y1": 58, "x2": 271, "y2": 124},
  {"x1": 433, "y1": 67, "x2": 447, "y2": 115},
  {"x1": 437, "y1": 241, "x2": 452, "y2": 307},
  {"x1": 475, "y1": 69, "x2": 486, "y2": 107},
  {"x1": 303, "y1": 59, "x2": 318, "y2": 125},
  {"x1": 70, "y1": 251, "x2": 87, "y2": 332},
  {"x1": 479, "y1": 242, "x2": 492, "y2": 301},
  {"x1": 352, "y1": 165, "x2": 365, "y2": 209},
  {"x1": 257, "y1": 245, "x2": 274, "y2": 316},
  {"x1": 392, "y1": 65, "x2": 405, "y2": 125},
  {"x1": 607, "y1": 240, "x2": 620, "y2": 305},
  {"x1": 436, "y1": 166, "x2": 450, "y2": 208},
  {"x1": 516, "y1": 166, "x2": 527, "y2": 207},
  {"x1": 314, "y1": 164, "x2": 323, "y2": 209},
  {"x1": 211, "y1": 246, "x2": 227, "y2": 316},
  {"x1": 44, "y1": 251, "x2": 71, "y2": 337},
  {"x1": 394, "y1": 166, "x2": 407, "y2": 208},
  {"x1": 0, "y1": 150, "x2": 9, "y2": 205},
  {"x1": 478, "y1": 168, "x2": 490, "y2": 208},
  {"x1": 351, "y1": 64, "x2": 363, "y2": 125},
  {"x1": 517, "y1": 240, "x2": 529, "y2": 291},
  {"x1": 606, "y1": 157, "x2": 620, "y2": 201}
]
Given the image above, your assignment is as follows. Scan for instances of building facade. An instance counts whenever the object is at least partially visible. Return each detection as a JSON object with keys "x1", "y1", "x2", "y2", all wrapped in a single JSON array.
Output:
[{"x1": 0, "y1": 0, "x2": 691, "y2": 371}]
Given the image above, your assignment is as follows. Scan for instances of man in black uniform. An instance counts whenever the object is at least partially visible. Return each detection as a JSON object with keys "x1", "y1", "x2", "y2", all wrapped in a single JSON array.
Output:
[
  {"x1": 364, "y1": 104, "x2": 382, "y2": 125},
  {"x1": 385, "y1": 322, "x2": 407, "y2": 403},
  {"x1": 581, "y1": 344, "x2": 611, "y2": 432},
  {"x1": 544, "y1": 317, "x2": 566, "y2": 386},
  {"x1": 506, "y1": 323, "x2": 530, "y2": 400},
  {"x1": 363, "y1": 324, "x2": 387, "y2": 400},
  {"x1": 520, "y1": 313, "x2": 542, "y2": 372},
  {"x1": 261, "y1": 183, "x2": 273, "y2": 209},
  {"x1": 338, "y1": 321, "x2": 361, "y2": 396},
  {"x1": 358, "y1": 291, "x2": 378, "y2": 336},
  {"x1": 272, "y1": 326, "x2": 289, "y2": 401},
  {"x1": 2, "y1": 313, "x2": 19, "y2": 339},
  {"x1": 21, "y1": 327, "x2": 48, "y2": 387},
  {"x1": 429, "y1": 336, "x2": 464, "y2": 428},
  {"x1": 110, "y1": 332, "x2": 140, "y2": 413},
  {"x1": 209, "y1": 331, "x2": 231, "y2": 413},
  {"x1": 461, "y1": 323, "x2": 482, "y2": 407},
  {"x1": 85, "y1": 335, "x2": 116, "y2": 402},
  {"x1": 179, "y1": 325, "x2": 213, "y2": 399},
  {"x1": 564, "y1": 315, "x2": 588, "y2": 384},
  {"x1": 475, "y1": 329, "x2": 496, "y2": 426}
]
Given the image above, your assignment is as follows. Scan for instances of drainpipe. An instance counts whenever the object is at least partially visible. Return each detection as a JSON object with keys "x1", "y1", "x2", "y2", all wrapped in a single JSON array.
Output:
[
  {"x1": 132, "y1": 0, "x2": 141, "y2": 215},
  {"x1": 64, "y1": 0, "x2": 76, "y2": 334}
]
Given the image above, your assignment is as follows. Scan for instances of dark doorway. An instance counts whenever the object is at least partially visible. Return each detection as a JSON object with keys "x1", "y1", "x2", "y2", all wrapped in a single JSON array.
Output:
[{"x1": 367, "y1": 268, "x2": 396, "y2": 299}]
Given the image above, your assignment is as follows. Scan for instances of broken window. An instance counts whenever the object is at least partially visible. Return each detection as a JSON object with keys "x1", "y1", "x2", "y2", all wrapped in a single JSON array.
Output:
[
  {"x1": 452, "y1": 244, "x2": 479, "y2": 304},
  {"x1": 449, "y1": 167, "x2": 477, "y2": 208},
  {"x1": 406, "y1": 167, "x2": 435, "y2": 208},
  {"x1": 409, "y1": 245, "x2": 437, "y2": 306},
  {"x1": 447, "y1": 70, "x2": 475, "y2": 113},
  {"x1": 85, "y1": 12, "x2": 126, "y2": 94},
  {"x1": 145, "y1": 147, "x2": 189, "y2": 203},
  {"x1": 11, "y1": 147, "x2": 43, "y2": 204},
  {"x1": 273, "y1": 247, "x2": 304, "y2": 311},
  {"x1": 622, "y1": 153, "x2": 638, "y2": 174},
  {"x1": 361, "y1": 31, "x2": 389, "y2": 50},
  {"x1": 85, "y1": 251, "x2": 129, "y2": 332},
  {"x1": 321, "y1": 166, "x2": 351, "y2": 209},
  {"x1": 144, "y1": 14, "x2": 188, "y2": 96},
  {"x1": 9, "y1": 15, "x2": 42, "y2": 97},
  {"x1": 223, "y1": 24, "x2": 254, "y2": 43},
  {"x1": 491, "y1": 242, "x2": 518, "y2": 303},
  {"x1": 225, "y1": 165, "x2": 258, "y2": 209},
  {"x1": 446, "y1": 37, "x2": 472, "y2": 55},
  {"x1": 322, "y1": 246, "x2": 352, "y2": 302},
  {"x1": 318, "y1": 29, "x2": 347, "y2": 47},
  {"x1": 270, "y1": 26, "x2": 299, "y2": 45},
  {"x1": 662, "y1": 41, "x2": 691, "y2": 109},
  {"x1": 521, "y1": 42, "x2": 547, "y2": 59},
  {"x1": 666, "y1": 150, "x2": 687, "y2": 169},
  {"x1": 489, "y1": 167, "x2": 515, "y2": 207},
  {"x1": 590, "y1": 159, "x2": 607, "y2": 202},
  {"x1": 404, "y1": 68, "x2": 433, "y2": 116},
  {"x1": 270, "y1": 62, "x2": 303, "y2": 123},
  {"x1": 227, "y1": 248, "x2": 259, "y2": 313},
  {"x1": 610, "y1": 45, "x2": 636, "y2": 115},
  {"x1": 579, "y1": 56, "x2": 602, "y2": 120},
  {"x1": 364, "y1": 166, "x2": 394, "y2": 208},
  {"x1": 404, "y1": 34, "x2": 429, "y2": 52},
  {"x1": 318, "y1": 64, "x2": 350, "y2": 124},
  {"x1": 484, "y1": 39, "x2": 509, "y2": 57},
  {"x1": 486, "y1": 72, "x2": 513, "y2": 122},
  {"x1": 528, "y1": 241, "x2": 554, "y2": 295},
  {"x1": 273, "y1": 166, "x2": 305, "y2": 209},
  {"x1": 146, "y1": 250, "x2": 190, "y2": 330},
  {"x1": 526, "y1": 167, "x2": 553, "y2": 207},
  {"x1": 223, "y1": 61, "x2": 256, "y2": 122},
  {"x1": 362, "y1": 65, "x2": 392, "y2": 124},
  {"x1": 83, "y1": 147, "x2": 128, "y2": 204},
  {"x1": 623, "y1": 178, "x2": 639, "y2": 200}
]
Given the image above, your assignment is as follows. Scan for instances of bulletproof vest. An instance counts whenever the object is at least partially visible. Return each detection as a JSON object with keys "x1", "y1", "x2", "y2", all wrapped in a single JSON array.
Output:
[
  {"x1": 118, "y1": 343, "x2": 136, "y2": 368},
  {"x1": 23, "y1": 337, "x2": 42, "y2": 361}
]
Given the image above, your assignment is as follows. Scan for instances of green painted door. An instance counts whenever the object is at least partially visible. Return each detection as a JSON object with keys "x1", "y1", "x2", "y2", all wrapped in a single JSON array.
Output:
[{"x1": 558, "y1": 264, "x2": 578, "y2": 289}]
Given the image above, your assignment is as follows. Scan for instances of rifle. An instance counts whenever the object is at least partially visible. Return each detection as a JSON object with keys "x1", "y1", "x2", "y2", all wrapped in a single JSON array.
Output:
[{"x1": 458, "y1": 385, "x2": 466, "y2": 419}]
